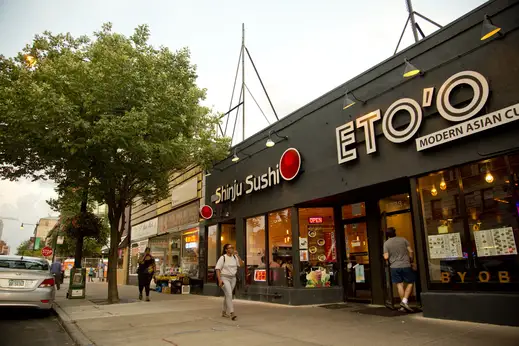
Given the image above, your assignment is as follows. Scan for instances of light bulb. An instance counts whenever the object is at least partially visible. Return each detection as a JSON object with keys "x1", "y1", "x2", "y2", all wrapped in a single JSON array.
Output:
[
  {"x1": 440, "y1": 177, "x2": 447, "y2": 190},
  {"x1": 431, "y1": 185, "x2": 438, "y2": 196},
  {"x1": 485, "y1": 172, "x2": 494, "y2": 184}
]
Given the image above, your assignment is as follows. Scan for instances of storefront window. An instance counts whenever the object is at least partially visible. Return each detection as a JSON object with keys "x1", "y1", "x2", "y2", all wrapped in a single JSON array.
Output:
[
  {"x1": 246, "y1": 216, "x2": 266, "y2": 285},
  {"x1": 418, "y1": 154, "x2": 519, "y2": 290},
  {"x1": 461, "y1": 156, "x2": 519, "y2": 286},
  {"x1": 181, "y1": 228, "x2": 199, "y2": 278},
  {"x1": 220, "y1": 224, "x2": 236, "y2": 253},
  {"x1": 268, "y1": 209, "x2": 293, "y2": 287},
  {"x1": 299, "y1": 208, "x2": 338, "y2": 288},
  {"x1": 207, "y1": 225, "x2": 217, "y2": 282},
  {"x1": 130, "y1": 240, "x2": 148, "y2": 275},
  {"x1": 342, "y1": 202, "x2": 366, "y2": 220},
  {"x1": 149, "y1": 235, "x2": 170, "y2": 275},
  {"x1": 418, "y1": 169, "x2": 470, "y2": 287}
]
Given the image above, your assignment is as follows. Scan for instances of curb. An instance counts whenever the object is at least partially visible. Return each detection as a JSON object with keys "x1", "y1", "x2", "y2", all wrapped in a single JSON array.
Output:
[{"x1": 54, "y1": 303, "x2": 96, "y2": 346}]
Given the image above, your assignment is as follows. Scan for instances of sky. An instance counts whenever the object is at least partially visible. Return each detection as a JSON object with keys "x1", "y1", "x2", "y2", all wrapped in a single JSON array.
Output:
[{"x1": 0, "y1": 0, "x2": 486, "y2": 253}]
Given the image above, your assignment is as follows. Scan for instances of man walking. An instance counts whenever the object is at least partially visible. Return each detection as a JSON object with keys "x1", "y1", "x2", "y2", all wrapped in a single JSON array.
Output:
[
  {"x1": 383, "y1": 227, "x2": 415, "y2": 312},
  {"x1": 50, "y1": 259, "x2": 62, "y2": 290}
]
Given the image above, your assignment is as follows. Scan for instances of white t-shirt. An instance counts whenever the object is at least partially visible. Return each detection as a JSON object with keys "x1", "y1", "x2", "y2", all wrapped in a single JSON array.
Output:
[{"x1": 215, "y1": 254, "x2": 238, "y2": 277}]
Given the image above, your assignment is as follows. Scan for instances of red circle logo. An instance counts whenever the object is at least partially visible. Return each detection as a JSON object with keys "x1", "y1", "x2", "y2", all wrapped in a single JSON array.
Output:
[
  {"x1": 41, "y1": 246, "x2": 53, "y2": 257},
  {"x1": 279, "y1": 148, "x2": 301, "y2": 181},
  {"x1": 200, "y1": 205, "x2": 213, "y2": 219}
]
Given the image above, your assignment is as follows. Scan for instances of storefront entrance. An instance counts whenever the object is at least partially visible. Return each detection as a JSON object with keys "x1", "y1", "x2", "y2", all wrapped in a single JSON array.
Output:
[
  {"x1": 337, "y1": 182, "x2": 421, "y2": 306},
  {"x1": 342, "y1": 203, "x2": 371, "y2": 302},
  {"x1": 379, "y1": 193, "x2": 420, "y2": 308}
]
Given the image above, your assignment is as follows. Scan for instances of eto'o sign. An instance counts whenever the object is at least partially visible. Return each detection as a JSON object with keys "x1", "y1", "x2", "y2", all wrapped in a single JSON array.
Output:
[{"x1": 336, "y1": 70, "x2": 500, "y2": 164}]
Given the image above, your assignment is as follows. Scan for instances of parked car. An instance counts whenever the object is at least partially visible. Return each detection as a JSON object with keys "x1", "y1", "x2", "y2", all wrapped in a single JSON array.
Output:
[{"x1": 0, "y1": 255, "x2": 55, "y2": 310}]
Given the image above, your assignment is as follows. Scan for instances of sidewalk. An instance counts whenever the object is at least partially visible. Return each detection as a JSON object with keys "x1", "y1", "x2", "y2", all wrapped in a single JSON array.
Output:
[{"x1": 54, "y1": 281, "x2": 519, "y2": 346}]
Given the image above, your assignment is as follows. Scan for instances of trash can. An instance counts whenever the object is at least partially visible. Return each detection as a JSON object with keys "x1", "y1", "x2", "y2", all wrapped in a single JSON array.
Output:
[{"x1": 67, "y1": 267, "x2": 86, "y2": 299}]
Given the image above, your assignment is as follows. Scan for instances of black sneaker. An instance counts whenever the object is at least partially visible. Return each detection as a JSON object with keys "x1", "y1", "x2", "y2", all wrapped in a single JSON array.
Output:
[
  {"x1": 400, "y1": 301, "x2": 413, "y2": 312},
  {"x1": 139, "y1": 294, "x2": 143, "y2": 300}
]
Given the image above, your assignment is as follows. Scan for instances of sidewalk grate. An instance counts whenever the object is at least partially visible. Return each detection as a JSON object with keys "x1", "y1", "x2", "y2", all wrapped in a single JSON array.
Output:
[
  {"x1": 319, "y1": 303, "x2": 352, "y2": 310},
  {"x1": 89, "y1": 298, "x2": 138, "y2": 305},
  {"x1": 354, "y1": 307, "x2": 421, "y2": 317}
]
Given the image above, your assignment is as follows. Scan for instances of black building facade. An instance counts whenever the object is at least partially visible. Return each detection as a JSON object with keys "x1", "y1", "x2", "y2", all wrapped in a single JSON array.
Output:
[{"x1": 200, "y1": 0, "x2": 519, "y2": 326}]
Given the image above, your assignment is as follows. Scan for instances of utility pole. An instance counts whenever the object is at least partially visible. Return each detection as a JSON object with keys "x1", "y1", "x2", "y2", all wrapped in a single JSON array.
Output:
[{"x1": 241, "y1": 23, "x2": 246, "y2": 142}]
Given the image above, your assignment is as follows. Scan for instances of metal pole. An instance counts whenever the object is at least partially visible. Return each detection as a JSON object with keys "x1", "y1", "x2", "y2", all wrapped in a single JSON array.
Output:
[
  {"x1": 241, "y1": 23, "x2": 246, "y2": 142},
  {"x1": 405, "y1": 0, "x2": 420, "y2": 43},
  {"x1": 245, "y1": 47, "x2": 279, "y2": 121}
]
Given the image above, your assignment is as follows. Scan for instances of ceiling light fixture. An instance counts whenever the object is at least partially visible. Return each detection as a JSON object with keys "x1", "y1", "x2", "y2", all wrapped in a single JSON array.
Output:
[
  {"x1": 480, "y1": 15, "x2": 502, "y2": 41},
  {"x1": 403, "y1": 58, "x2": 421, "y2": 78}
]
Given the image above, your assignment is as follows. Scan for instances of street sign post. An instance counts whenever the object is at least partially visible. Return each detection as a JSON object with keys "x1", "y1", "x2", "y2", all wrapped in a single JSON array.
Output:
[{"x1": 41, "y1": 246, "x2": 53, "y2": 257}]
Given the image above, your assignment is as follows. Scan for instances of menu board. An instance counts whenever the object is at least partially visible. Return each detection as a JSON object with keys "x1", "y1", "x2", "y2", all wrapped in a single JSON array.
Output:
[
  {"x1": 307, "y1": 225, "x2": 337, "y2": 263},
  {"x1": 428, "y1": 233, "x2": 463, "y2": 259},
  {"x1": 474, "y1": 227, "x2": 517, "y2": 257}
]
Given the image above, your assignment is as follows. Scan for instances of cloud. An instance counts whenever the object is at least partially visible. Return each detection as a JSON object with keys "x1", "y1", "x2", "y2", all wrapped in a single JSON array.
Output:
[{"x1": 0, "y1": 178, "x2": 58, "y2": 253}]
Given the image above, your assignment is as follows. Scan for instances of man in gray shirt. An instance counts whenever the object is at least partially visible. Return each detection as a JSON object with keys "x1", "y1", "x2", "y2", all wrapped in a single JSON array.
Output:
[{"x1": 383, "y1": 227, "x2": 415, "y2": 312}]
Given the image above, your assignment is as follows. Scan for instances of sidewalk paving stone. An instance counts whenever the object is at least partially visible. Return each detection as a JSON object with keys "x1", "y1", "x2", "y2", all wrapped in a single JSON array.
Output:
[{"x1": 54, "y1": 281, "x2": 519, "y2": 346}]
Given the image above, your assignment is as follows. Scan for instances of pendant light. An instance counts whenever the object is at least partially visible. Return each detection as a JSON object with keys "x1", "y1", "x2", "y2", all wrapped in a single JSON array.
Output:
[
  {"x1": 440, "y1": 176, "x2": 447, "y2": 190},
  {"x1": 265, "y1": 131, "x2": 275, "y2": 148},
  {"x1": 431, "y1": 184, "x2": 438, "y2": 196},
  {"x1": 231, "y1": 148, "x2": 239, "y2": 162},
  {"x1": 485, "y1": 171, "x2": 494, "y2": 184},
  {"x1": 484, "y1": 163, "x2": 494, "y2": 184},
  {"x1": 403, "y1": 58, "x2": 421, "y2": 78},
  {"x1": 343, "y1": 92, "x2": 356, "y2": 110},
  {"x1": 480, "y1": 15, "x2": 502, "y2": 41}
]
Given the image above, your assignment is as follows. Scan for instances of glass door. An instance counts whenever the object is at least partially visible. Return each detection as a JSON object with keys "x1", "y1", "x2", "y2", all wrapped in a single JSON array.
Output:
[
  {"x1": 379, "y1": 194, "x2": 419, "y2": 308},
  {"x1": 344, "y1": 222, "x2": 371, "y2": 301},
  {"x1": 342, "y1": 202, "x2": 371, "y2": 302},
  {"x1": 380, "y1": 211, "x2": 394, "y2": 309}
]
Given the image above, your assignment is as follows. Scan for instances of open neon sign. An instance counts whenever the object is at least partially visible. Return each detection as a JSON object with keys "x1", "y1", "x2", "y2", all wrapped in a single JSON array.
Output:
[{"x1": 308, "y1": 217, "x2": 323, "y2": 224}]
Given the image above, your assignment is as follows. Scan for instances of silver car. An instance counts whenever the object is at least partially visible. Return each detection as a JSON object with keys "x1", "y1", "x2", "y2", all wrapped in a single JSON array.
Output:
[{"x1": 0, "y1": 255, "x2": 56, "y2": 310}]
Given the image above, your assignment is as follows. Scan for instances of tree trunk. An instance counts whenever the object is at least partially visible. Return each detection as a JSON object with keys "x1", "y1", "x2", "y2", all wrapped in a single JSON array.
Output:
[
  {"x1": 74, "y1": 182, "x2": 89, "y2": 268},
  {"x1": 74, "y1": 235, "x2": 84, "y2": 268},
  {"x1": 107, "y1": 212, "x2": 122, "y2": 303}
]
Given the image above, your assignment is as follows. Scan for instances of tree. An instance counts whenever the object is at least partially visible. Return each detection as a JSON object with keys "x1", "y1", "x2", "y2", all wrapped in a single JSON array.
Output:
[
  {"x1": 47, "y1": 188, "x2": 109, "y2": 259},
  {"x1": 0, "y1": 23, "x2": 229, "y2": 303},
  {"x1": 16, "y1": 239, "x2": 40, "y2": 257}
]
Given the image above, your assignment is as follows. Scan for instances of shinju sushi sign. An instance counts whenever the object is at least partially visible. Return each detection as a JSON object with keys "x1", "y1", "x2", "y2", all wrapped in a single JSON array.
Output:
[{"x1": 336, "y1": 70, "x2": 519, "y2": 164}]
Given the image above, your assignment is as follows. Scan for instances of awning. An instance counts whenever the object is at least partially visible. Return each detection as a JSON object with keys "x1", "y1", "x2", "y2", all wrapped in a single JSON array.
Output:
[{"x1": 118, "y1": 236, "x2": 128, "y2": 249}]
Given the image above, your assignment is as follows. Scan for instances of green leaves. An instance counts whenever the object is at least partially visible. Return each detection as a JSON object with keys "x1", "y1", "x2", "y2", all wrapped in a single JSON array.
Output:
[{"x1": 1, "y1": 23, "x2": 229, "y2": 199}]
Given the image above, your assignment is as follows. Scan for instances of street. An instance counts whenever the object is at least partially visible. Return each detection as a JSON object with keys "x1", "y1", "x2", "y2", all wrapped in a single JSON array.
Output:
[{"x1": 0, "y1": 308, "x2": 74, "y2": 346}]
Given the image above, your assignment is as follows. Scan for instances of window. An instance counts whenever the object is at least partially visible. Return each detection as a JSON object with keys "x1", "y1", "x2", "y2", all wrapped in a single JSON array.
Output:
[
  {"x1": 130, "y1": 240, "x2": 147, "y2": 275},
  {"x1": 220, "y1": 224, "x2": 236, "y2": 252},
  {"x1": 268, "y1": 209, "x2": 293, "y2": 287},
  {"x1": 149, "y1": 234, "x2": 170, "y2": 275},
  {"x1": 0, "y1": 259, "x2": 49, "y2": 271},
  {"x1": 299, "y1": 208, "x2": 338, "y2": 288},
  {"x1": 418, "y1": 169, "x2": 470, "y2": 287},
  {"x1": 207, "y1": 225, "x2": 217, "y2": 282},
  {"x1": 180, "y1": 228, "x2": 199, "y2": 278},
  {"x1": 246, "y1": 216, "x2": 266, "y2": 285},
  {"x1": 461, "y1": 156, "x2": 519, "y2": 287},
  {"x1": 342, "y1": 202, "x2": 366, "y2": 220},
  {"x1": 418, "y1": 155, "x2": 519, "y2": 290}
]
